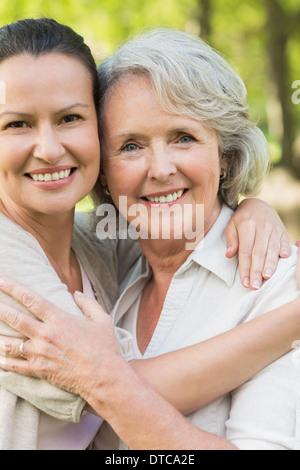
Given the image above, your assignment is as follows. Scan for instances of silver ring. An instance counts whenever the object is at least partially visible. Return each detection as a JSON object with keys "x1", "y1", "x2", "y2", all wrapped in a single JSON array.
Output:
[{"x1": 19, "y1": 341, "x2": 27, "y2": 359}]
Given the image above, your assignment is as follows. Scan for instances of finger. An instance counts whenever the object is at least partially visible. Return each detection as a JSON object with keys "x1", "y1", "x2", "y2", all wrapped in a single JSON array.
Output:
[
  {"x1": 236, "y1": 221, "x2": 256, "y2": 288},
  {"x1": 224, "y1": 221, "x2": 239, "y2": 258},
  {"x1": 248, "y1": 235, "x2": 272, "y2": 290},
  {"x1": 261, "y1": 231, "x2": 281, "y2": 280},
  {"x1": 279, "y1": 232, "x2": 291, "y2": 258},
  {"x1": 0, "y1": 355, "x2": 34, "y2": 376},
  {"x1": 296, "y1": 240, "x2": 300, "y2": 248},
  {"x1": 0, "y1": 334, "x2": 26, "y2": 358},
  {"x1": 0, "y1": 277, "x2": 61, "y2": 322},
  {"x1": 0, "y1": 301, "x2": 41, "y2": 338},
  {"x1": 73, "y1": 292, "x2": 109, "y2": 321}
]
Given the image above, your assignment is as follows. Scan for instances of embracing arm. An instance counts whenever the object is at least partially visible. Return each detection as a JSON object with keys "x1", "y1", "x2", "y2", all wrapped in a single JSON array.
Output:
[
  {"x1": 133, "y1": 297, "x2": 300, "y2": 414},
  {"x1": 0, "y1": 279, "x2": 299, "y2": 419}
]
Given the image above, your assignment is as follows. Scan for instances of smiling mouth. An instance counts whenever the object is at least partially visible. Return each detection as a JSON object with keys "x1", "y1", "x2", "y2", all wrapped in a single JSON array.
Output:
[
  {"x1": 26, "y1": 168, "x2": 76, "y2": 182},
  {"x1": 142, "y1": 189, "x2": 187, "y2": 204}
]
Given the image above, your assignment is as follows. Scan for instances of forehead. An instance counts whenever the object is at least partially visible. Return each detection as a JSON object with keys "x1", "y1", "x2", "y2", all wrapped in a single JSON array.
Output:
[
  {"x1": 103, "y1": 75, "x2": 172, "y2": 130},
  {"x1": 102, "y1": 75, "x2": 214, "y2": 138},
  {"x1": 0, "y1": 53, "x2": 93, "y2": 106}
]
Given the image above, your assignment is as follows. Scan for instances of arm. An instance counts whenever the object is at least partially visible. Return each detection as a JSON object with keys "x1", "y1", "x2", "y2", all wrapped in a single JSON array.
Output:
[
  {"x1": 85, "y1": 352, "x2": 237, "y2": 450},
  {"x1": 226, "y1": 198, "x2": 290, "y2": 289},
  {"x1": 0, "y1": 279, "x2": 299, "y2": 418},
  {"x1": 0, "y1": 282, "x2": 236, "y2": 450}
]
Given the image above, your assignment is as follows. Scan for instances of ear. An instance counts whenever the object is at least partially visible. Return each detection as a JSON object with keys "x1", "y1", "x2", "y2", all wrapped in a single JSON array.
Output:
[
  {"x1": 99, "y1": 168, "x2": 107, "y2": 189},
  {"x1": 219, "y1": 154, "x2": 228, "y2": 175}
]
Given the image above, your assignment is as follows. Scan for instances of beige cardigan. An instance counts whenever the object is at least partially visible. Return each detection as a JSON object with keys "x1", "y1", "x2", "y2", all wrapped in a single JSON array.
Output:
[{"x1": 0, "y1": 213, "x2": 139, "y2": 449}]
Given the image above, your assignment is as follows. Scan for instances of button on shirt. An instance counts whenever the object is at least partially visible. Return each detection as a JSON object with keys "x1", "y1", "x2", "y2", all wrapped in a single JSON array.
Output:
[{"x1": 112, "y1": 205, "x2": 300, "y2": 450}]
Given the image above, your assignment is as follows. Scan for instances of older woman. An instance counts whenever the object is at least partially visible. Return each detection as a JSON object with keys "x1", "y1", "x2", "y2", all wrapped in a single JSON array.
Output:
[
  {"x1": 0, "y1": 28, "x2": 300, "y2": 451},
  {"x1": 0, "y1": 18, "x2": 294, "y2": 451}
]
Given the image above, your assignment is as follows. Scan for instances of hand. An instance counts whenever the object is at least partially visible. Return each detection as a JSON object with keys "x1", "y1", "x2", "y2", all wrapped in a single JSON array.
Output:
[
  {"x1": 0, "y1": 278, "x2": 126, "y2": 405},
  {"x1": 225, "y1": 198, "x2": 291, "y2": 290}
]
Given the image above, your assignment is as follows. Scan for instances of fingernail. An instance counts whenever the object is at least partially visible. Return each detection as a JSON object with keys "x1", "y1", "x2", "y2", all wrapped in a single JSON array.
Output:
[
  {"x1": 226, "y1": 246, "x2": 232, "y2": 255},
  {"x1": 243, "y1": 277, "x2": 250, "y2": 288},
  {"x1": 0, "y1": 278, "x2": 6, "y2": 286},
  {"x1": 74, "y1": 290, "x2": 85, "y2": 298},
  {"x1": 251, "y1": 279, "x2": 261, "y2": 290},
  {"x1": 264, "y1": 269, "x2": 273, "y2": 280},
  {"x1": 281, "y1": 250, "x2": 289, "y2": 258}
]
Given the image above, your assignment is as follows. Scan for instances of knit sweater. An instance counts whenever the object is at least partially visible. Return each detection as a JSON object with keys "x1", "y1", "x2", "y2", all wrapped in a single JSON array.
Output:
[{"x1": 0, "y1": 212, "x2": 137, "y2": 449}]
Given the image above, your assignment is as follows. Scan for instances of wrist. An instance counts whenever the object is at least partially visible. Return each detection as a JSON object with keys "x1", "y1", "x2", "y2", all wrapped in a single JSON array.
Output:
[{"x1": 83, "y1": 355, "x2": 137, "y2": 420}]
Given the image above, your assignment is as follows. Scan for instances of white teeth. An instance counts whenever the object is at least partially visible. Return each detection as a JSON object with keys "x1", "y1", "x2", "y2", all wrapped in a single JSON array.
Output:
[
  {"x1": 30, "y1": 169, "x2": 72, "y2": 182},
  {"x1": 145, "y1": 189, "x2": 185, "y2": 203}
]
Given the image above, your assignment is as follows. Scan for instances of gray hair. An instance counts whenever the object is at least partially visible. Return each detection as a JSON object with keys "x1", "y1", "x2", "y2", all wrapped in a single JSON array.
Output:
[{"x1": 97, "y1": 28, "x2": 270, "y2": 209}]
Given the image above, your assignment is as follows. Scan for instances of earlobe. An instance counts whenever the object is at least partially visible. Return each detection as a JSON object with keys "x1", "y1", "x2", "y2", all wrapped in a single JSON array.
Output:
[
  {"x1": 99, "y1": 170, "x2": 107, "y2": 189},
  {"x1": 220, "y1": 169, "x2": 227, "y2": 180},
  {"x1": 219, "y1": 154, "x2": 228, "y2": 180}
]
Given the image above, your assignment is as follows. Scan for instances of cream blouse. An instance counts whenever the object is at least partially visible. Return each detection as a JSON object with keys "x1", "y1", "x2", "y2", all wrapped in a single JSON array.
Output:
[{"x1": 111, "y1": 205, "x2": 300, "y2": 450}]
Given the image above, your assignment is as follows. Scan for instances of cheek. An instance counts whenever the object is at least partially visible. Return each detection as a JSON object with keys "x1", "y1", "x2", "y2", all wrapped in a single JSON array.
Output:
[
  {"x1": 0, "y1": 153, "x2": 26, "y2": 180},
  {"x1": 75, "y1": 130, "x2": 100, "y2": 171},
  {"x1": 189, "y1": 152, "x2": 220, "y2": 188}
]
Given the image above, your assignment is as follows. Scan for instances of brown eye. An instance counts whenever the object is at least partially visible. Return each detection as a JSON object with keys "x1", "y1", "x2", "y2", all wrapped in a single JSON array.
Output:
[
  {"x1": 6, "y1": 121, "x2": 28, "y2": 129},
  {"x1": 61, "y1": 114, "x2": 81, "y2": 124}
]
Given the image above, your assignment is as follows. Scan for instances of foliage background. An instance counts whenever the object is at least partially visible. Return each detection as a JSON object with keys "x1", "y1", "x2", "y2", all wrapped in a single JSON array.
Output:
[{"x1": 1, "y1": 0, "x2": 300, "y2": 240}]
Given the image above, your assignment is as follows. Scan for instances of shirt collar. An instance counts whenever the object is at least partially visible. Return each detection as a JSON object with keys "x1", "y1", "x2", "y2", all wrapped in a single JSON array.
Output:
[{"x1": 182, "y1": 205, "x2": 239, "y2": 287}]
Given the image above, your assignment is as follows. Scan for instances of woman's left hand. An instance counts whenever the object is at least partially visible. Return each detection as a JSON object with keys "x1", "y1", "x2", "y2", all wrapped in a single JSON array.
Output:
[
  {"x1": 225, "y1": 198, "x2": 291, "y2": 290},
  {"x1": 0, "y1": 278, "x2": 126, "y2": 403}
]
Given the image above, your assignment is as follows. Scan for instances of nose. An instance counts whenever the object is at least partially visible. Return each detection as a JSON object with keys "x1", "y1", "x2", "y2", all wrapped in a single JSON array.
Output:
[
  {"x1": 32, "y1": 124, "x2": 65, "y2": 163},
  {"x1": 147, "y1": 145, "x2": 177, "y2": 181}
]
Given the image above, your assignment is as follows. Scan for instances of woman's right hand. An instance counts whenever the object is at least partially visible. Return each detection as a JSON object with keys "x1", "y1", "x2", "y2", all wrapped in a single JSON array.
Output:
[{"x1": 0, "y1": 278, "x2": 127, "y2": 405}]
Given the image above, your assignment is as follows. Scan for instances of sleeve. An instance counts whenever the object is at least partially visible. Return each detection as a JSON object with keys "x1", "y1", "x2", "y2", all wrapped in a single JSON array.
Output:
[
  {"x1": 226, "y1": 255, "x2": 300, "y2": 450},
  {"x1": 0, "y1": 218, "x2": 86, "y2": 423}
]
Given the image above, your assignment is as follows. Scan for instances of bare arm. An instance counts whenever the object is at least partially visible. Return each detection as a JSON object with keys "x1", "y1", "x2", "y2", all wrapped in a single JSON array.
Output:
[
  {"x1": 0, "y1": 280, "x2": 237, "y2": 450},
  {"x1": 0, "y1": 278, "x2": 299, "y2": 419},
  {"x1": 86, "y1": 355, "x2": 237, "y2": 450},
  {"x1": 132, "y1": 298, "x2": 300, "y2": 414}
]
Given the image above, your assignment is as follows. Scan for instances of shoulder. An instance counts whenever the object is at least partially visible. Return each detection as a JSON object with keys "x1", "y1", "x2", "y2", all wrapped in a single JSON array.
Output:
[
  {"x1": 73, "y1": 211, "x2": 118, "y2": 271},
  {"x1": 0, "y1": 213, "x2": 48, "y2": 264}
]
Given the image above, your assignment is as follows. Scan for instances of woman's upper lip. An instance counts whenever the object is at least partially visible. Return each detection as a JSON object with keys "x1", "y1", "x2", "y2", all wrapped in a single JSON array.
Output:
[
  {"x1": 25, "y1": 165, "x2": 75, "y2": 175},
  {"x1": 142, "y1": 188, "x2": 187, "y2": 198}
]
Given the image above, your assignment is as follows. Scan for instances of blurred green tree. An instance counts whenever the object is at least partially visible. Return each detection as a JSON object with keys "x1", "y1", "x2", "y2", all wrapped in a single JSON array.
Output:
[{"x1": 0, "y1": 0, "x2": 299, "y2": 175}]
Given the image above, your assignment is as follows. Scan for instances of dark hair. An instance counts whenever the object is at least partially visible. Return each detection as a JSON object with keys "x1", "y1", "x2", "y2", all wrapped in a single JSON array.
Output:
[{"x1": 0, "y1": 18, "x2": 99, "y2": 108}]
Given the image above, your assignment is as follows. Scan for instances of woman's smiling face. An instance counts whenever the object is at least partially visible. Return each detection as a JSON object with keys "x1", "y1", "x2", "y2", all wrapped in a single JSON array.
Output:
[
  {"x1": 101, "y1": 75, "x2": 222, "y2": 242},
  {"x1": 0, "y1": 53, "x2": 100, "y2": 216}
]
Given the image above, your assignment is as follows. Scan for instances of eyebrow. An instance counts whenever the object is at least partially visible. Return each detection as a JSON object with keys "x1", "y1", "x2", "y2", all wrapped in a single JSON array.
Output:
[
  {"x1": 54, "y1": 103, "x2": 91, "y2": 115},
  {"x1": 114, "y1": 127, "x2": 200, "y2": 141},
  {"x1": 0, "y1": 103, "x2": 90, "y2": 118}
]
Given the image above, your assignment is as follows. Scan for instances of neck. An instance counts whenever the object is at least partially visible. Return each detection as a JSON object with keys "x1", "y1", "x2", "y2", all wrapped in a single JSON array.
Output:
[
  {"x1": 139, "y1": 203, "x2": 221, "y2": 287},
  {"x1": 139, "y1": 238, "x2": 190, "y2": 286},
  {"x1": 0, "y1": 198, "x2": 76, "y2": 277}
]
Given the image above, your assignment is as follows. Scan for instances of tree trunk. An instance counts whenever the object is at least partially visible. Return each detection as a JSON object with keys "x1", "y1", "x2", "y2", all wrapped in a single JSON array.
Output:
[
  {"x1": 265, "y1": 0, "x2": 298, "y2": 175},
  {"x1": 197, "y1": 0, "x2": 212, "y2": 40}
]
